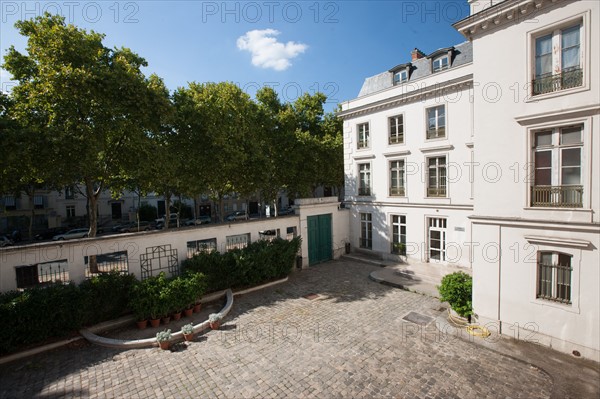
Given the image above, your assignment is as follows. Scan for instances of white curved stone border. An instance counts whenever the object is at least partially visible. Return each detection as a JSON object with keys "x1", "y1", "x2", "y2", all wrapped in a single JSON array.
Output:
[
  {"x1": 0, "y1": 276, "x2": 290, "y2": 364},
  {"x1": 80, "y1": 289, "x2": 234, "y2": 349},
  {"x1": 79, "y1": 276, "x2": 288, "y2": 349}
]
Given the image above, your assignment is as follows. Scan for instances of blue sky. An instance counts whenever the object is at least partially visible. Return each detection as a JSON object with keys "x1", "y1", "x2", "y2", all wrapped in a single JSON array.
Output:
[{"x1": 0, "y1": 1, "x2": 469, "y2": 112}]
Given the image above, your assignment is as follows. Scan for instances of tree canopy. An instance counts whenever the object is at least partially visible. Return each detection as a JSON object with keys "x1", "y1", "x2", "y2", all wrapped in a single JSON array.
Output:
[{"x1": 1, "y1": 14, "x2": 343, "y2": 231}]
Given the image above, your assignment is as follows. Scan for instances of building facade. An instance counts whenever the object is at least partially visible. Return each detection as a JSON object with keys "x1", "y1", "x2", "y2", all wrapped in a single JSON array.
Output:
[
  {"x1": 341, "y1": 0, "x2": 599, "y2": 360},
  {"x1": 338, "y1": 42, "x2": 475, "y2": 269},
  {"x1": 455, "y1": 0, "x2": 599, "y2": 360}
]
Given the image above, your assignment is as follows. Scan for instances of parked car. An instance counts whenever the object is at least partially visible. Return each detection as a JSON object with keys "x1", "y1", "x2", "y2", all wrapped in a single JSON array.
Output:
[
  {"x1": 35, "y1": 227, "x2": 67, "y2": 240},
  {"x1": 0, "y1": 235, "x2": 14, "y2": 247},
  {"x1": 225, "y1": 211, "x2": 248, "y2": 221},
  {"x1": 278, "y1": 207, "x2": 295, "y2": 216},
  {"x1": 52, "y1": 228, "x2": 89, "y2": 241},
  {"x1": 155, "y1": 213, "x2": 179, "y2": 224},
  {"x1": 120, "y1": 221, "x2": 152, "y2": 233},
  {"x1": 184, "y1": 215, "x2": 212, "y2": 226}
]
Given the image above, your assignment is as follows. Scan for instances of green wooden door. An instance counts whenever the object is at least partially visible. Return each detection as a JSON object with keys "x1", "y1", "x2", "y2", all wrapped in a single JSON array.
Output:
[{"x1": 307, "y1": 214, "x2": 332, "y2": 266}]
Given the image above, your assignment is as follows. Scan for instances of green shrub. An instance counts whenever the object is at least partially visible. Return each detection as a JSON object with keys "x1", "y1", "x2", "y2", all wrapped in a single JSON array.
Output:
[
  {"x1": 138, "y1": 203, "x2": 158, "y2": 222},
  {"x1": 438, "y1": 272, "x2": 473, "y2": 318},
  {"x1": 181, "y1": 237, "x2": 301, "y2": 293},
  {"x1": 79, "y1": 271, "x2": 137, "y2": 325}
]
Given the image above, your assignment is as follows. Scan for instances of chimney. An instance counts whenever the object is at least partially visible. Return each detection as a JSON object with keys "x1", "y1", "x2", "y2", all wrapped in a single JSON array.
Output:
[{"x1": 411, "y1": 48, "x2": 426, "y2": 61}]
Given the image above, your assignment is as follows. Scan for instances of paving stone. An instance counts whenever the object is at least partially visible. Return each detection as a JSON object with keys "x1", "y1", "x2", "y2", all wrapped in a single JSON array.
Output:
[{"x1": 0, "y1": 259, "x2": 596, "y2": 398}]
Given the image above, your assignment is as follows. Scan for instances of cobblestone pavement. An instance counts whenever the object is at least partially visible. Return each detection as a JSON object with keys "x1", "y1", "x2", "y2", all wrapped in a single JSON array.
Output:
[{"x1": 0, "y1": 259, "x2": 593, "y2": 398}]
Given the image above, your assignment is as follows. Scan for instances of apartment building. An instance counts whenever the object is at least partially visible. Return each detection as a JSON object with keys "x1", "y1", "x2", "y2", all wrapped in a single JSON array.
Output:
[
  {"x1": 454, "y1": 0, "x2": 599, "y2": 360},
  {"x1": 338, "y1": 42, "x2": 475, "y2": 268}
]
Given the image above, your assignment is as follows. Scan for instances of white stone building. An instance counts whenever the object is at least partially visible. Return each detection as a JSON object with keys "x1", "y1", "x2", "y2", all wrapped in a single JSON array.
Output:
[
  {"x1": 340, "y1": 0, "x2": 599, "y2": 360},
  {"x1": 338, "y1": 42, "x2": 475, "y2": 269},
  {"x1": 454, "y1": 0, "x2": 599, "y2": 360}
]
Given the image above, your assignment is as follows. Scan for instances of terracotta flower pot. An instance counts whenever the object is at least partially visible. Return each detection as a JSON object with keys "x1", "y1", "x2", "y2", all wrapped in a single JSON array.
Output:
[
  {"x1": 161, "y1": 316, "x2": 171, "y2": 325},
  {"x1": 193, "y1": 303, "x2": 202, "y2": 313},
  {"x1": 172, "y1": 312, "x2": 182, "y2": 321},
  {"x1": 158, "y1": 341, "x2": 170, "y2": 350},
  {"x1": 150, "y1": 318, "x2": 161, "y2": 328},
  {"x1": 209, "y1": 321, "x2": 221, "y2": 330},
  {"x1": 183, "y1": 333, "x2": 194, "y2": 342},
  {"x1": 183, "y1": 308, "x2": 193, "y2": 317},
  {"x1": 136, "y1": 319, "x2": 148, "y2": 330}
]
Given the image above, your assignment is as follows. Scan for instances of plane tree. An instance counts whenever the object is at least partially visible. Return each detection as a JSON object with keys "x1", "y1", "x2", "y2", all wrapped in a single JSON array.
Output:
[{"x1": 3, "y1": 14, "x2": 168, "y2": 237}]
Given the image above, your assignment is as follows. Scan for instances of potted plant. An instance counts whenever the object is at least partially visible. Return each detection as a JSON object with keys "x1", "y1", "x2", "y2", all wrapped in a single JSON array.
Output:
[
  {"x1": 181, "y1": 323, "x2": 195, "y2": 341},
  {"x1": 159, "y1": 284, "x2": 174, "y2": 325},
  {"x1": 189, "y1": 273, "x2": 207, "y2": 313},
  {"x1": 129, "y1": 283, "x2": 150, "y2": 329},
  {"x1": 437, "y1": 271, "x2": 473, "y2": 323},
  {"x1": 156, "y1": 329, "x2": 172, "y2": 350},
  {"x1": 169, "y1": 277, "x2": 189, "y2": 320},
  {"x1": 208, "y1": 313, "x2": 222, "y2": 330}
]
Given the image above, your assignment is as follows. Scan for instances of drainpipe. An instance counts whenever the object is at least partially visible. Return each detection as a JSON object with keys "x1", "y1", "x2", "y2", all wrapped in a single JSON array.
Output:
[{"x1": 497, "y1": 225, "x2": 502, "y2": 335}]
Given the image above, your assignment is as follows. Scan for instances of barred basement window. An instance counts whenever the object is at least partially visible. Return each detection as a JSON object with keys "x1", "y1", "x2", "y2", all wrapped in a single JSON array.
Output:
[
  {"x1": 187, "y1": 238, "x2": 217, "y2": 258},
  {"x1": 15, "y1": 260, "x2": 70, "y2": 289},
  {"x1": 537, "y1": 252, "x2": 572, "y2": 304}
]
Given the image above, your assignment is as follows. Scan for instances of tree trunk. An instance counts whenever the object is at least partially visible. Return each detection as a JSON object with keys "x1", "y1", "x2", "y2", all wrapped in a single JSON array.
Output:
[
  {"x1": 85, "y1": 178, "x2": 99, "y2": 274},
  {"x1": 28, "y1": 187, "x2": 35, "y2": 240},
  {"x1": 218, "y1": 194, "x2": 224, "y2": 222},
  {"x1": 164, "y1": 194, "x2": 172, "y2": 228}
]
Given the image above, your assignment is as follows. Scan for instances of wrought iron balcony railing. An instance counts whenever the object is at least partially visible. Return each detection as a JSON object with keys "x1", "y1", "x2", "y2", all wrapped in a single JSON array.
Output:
[
  {"x1": 358, "y1": 187, "x2": 371, "y2": 196},
  {"x1": 427, "y1": 187, "x2": 446, "y2": 197},
  {"x1": 426, "y1": 127, "x2": 445, "y2": 139},
  {"x1": 389, "y1": 187, "x2": 405, "y2": 196},
  {"x1": 531, "y1": 185, "x2": 583, "y2": 208},
  {"x1": 532, "y1": 67, "x2": 583, "y2": 96}
]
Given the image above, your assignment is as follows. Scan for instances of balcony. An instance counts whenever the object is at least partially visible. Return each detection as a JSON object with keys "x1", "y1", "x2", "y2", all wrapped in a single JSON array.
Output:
[
  {"x1": 389, "y1": 187, "x2": 405, "y2": 196},
  {"x1": 532, "y1": 67, "x2": 583, "y2": 96},
  {"x1": 358, "y1": 187, "x2": 371, "y2": 196},
  {"x1": 427, "y1": 187, "x2": 446, "y2": 197},
  {"x1": 426, "y1": 127, "x2": 445, "y2": 140},
  {"x1": 531, "y1": 185, "x2": 583, "y2": 208}
]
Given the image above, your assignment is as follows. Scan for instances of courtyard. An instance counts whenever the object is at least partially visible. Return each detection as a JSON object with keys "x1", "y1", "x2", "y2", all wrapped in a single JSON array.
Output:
[{"x1": 0, "y1": 259, "x2": 598, "y2": 398}]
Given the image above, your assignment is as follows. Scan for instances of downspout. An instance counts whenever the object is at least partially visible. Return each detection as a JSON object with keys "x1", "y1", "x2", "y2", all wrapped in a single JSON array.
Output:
[{"x1": 497, "y1": 225, "x2": 502, "y2": 335}]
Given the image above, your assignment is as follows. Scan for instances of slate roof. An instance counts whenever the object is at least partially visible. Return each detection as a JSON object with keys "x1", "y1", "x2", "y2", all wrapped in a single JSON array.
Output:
[{"x1": 357, "y1": 41, "x2": 473, "y2": 97}]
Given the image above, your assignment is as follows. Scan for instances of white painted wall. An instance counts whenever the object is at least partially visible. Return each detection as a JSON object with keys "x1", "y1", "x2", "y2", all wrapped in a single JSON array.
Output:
[
  {"x1": 464, "y1": 0, "x2": 600, "y2": 360},
  {"x1": 295, "y1": 197, "x2": 350, "y2": 266},
  {"x1": 340, "y1": 62, "x2": 474, "y2": 267},
  {"x1": 0, "y1": 216, "x2": 301, "y2": 292}
]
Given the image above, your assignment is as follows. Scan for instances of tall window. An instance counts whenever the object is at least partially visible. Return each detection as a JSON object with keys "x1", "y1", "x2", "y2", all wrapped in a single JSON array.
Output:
[
  {"x1": 33, "y1": 195, "x2": 44, "y2": 209},
  {"x1": 389, "y1": 160, "x2": 405, "y2": 196},
  {"x1": 428, "y1": 218, "x2": 446, "y2": 261},
  {"x1": 360, "y1": 213, "x2": 372, "y2": 249},
  {"x1": 391, "y1": 215, "x2": 406, "y2": 255},
  {"x1": 65, "y1": 186, "x2": 75, "y2": 199},
  {"x1": 357, "y1": 122, "x2": 370, "y2": 149},
  {"x1": 432, "y1": 55, "x2": 449, "y2": 72},
  {"x1": 427, "y1": 156, "x2": 447, "y2": 197},
  {"x1": 532, "y1": 125, "x2": 583, "y2": 208},
  {"x1": 537, "y1": 252, "x2": 572, "y2": 304},
  {"x1": 358, "y1": 163, "x2": 371, "y2": 196},
  {"x1": 4, "y1": 195, "x2": 16, "y2": 211},
  {"x1": 426, "y1": 105, "x2": 445, "y2": 139},
  {"x1": 533, "y1": 23, "x2": 582, "y2": 95},
  {"x1": 389, "y1": 115, "x2": 404, "y2": 144},
  {"x1": 66, "y1": 205, "x2": 76, "y2": 218}
]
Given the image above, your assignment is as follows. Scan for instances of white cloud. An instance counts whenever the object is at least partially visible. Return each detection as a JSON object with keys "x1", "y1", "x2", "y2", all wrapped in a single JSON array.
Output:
[
  {"x1": 237, "y1": 29, "x2": 307, "y2": 71},
  {"x1": 0, "y1": 68, "x2": 13, "y2": 82}
]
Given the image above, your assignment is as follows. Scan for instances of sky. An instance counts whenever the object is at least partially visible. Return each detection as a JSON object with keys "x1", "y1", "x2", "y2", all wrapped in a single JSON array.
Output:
[{"x1": 0, "y1": 1, "x2": 470, "y2": 112}]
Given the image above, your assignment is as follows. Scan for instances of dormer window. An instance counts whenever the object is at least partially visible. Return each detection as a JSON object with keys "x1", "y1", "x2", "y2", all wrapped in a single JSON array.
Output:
[
  {"x1": 432, "y1": 55, "x2": 449, "y2": 72},
  {"x1": 393, "y1": 70, "x2": 408, "y2": 85}
]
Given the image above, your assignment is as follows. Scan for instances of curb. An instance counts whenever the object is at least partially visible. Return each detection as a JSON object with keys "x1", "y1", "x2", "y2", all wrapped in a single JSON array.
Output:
[
  {"x1": 369, "y1": 271, "x2": 440, "y2": 298},
  {"x1": 81, "y1": 289, "x2": 234, "y2": 349}
]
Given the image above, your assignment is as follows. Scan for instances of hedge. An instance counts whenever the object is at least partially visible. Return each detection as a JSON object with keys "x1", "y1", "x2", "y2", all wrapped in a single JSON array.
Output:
[
  {"x1": 0, "y1": 237, "x2": 301, "y2": 355},
  {"x1": 182, "y1": 237, "x2": 301, "y2": 292}
]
